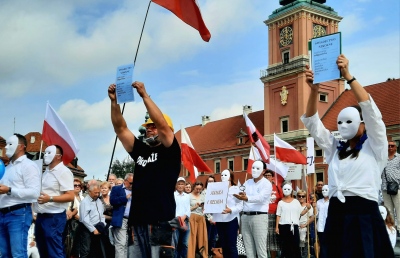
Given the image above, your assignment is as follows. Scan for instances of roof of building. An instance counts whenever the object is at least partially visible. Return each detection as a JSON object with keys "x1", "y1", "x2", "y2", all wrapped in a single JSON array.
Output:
[
  {"x1": 321, "y1": 79, "x2": 400, "y2": 131},
  {"x1": 175, "y1": 110, "x2": 264, "y2": 155}
]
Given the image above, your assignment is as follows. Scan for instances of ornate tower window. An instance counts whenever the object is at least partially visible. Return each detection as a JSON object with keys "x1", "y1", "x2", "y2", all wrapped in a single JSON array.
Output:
[
  {"x1": 281, "y1": 117, "x2": 289, "y2": 133},
  {"x1": 279, "y1": 26, "x2": 293, "y2": 47},
  {"x1": 313, "y1": 24, "x2": 327, "y2": 38}
]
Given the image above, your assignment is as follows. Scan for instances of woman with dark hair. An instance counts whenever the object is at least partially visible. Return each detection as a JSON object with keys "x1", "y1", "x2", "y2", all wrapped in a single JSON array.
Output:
[
  {"x1": 188, "y1": 181, "x2": 208, "y2": 258},
  {"x1": 301, "y1": 54, "x2": 394, "y2": 257},
  {"x1": 212, "y1": 169, "x2": 243, "y2": 258}
]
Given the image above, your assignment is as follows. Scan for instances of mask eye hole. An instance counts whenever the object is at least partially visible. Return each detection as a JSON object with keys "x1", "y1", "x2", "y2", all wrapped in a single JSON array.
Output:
[
  {"x1": 338, "y1": 121, "x2": 342, "y2": 125},
  {"x1": 346, "y1": 120, "x2": 352, "y2": 124}
]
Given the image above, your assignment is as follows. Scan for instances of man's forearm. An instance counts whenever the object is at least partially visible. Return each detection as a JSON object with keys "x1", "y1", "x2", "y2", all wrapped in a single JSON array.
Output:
[{"x1": 111, "y1": 100, "x2": 127, "y2": 133}]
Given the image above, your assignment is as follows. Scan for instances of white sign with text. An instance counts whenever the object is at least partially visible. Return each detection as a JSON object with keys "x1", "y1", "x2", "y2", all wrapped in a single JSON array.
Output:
[{"x1": 204, "y1": 181, "x2": 229, "y2": 213}]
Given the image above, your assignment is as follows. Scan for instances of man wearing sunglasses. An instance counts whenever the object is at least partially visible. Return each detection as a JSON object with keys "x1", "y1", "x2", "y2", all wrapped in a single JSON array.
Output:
[
  {"x1": 382, "y1": 141, "x2": 400, "y2": 233},
  {"x1": 110, "y1": 173, "x2": 133, "y2": 258},
  {"x1": 108, "y1": 81, "x2": 181, "y2": 258}
]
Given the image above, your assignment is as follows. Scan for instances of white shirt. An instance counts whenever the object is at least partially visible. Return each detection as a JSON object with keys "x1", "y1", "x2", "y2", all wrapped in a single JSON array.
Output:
[
  {"x1": 276, "y1": 199, "x2": 304, "y2": 225},
  {"x1": 387, "y1": 226, "x2": 396, "y2": 248},
  {"x1": 124, "y1": 187, "x2": 132, "y2": 217},
  {"x1": 33, "y1": 162, "x2": 74, "y2": 213},
  {"x1": 243, "y1": 177, "x2": 272, "y2": 212},
  {"x1": 174, "y1": 191, "x2": 191, "y2": 218},
  {"x1": 316, "y1": 198, "x2": 329, "y2": 232},
  {"x1": 299, "y1": 205, "x2": 314, "y2": 225},
  {"x1": 301, "y1": 96, "x2": 387, "y2": 203},
  {"x1": 79, "y1": 195, "x2": 105, "y2": 232},
  {"x1": 0, "y1": 155, "x2": 41, "y2": 208},
  {"x1": 213, "y1": 185, "x2": 243, "y2": 223}
]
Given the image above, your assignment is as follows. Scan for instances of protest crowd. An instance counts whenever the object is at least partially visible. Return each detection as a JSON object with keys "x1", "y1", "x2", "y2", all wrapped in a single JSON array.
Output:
[{"x1": 0, "y1": 55, "x2": 397, "y2": 258}]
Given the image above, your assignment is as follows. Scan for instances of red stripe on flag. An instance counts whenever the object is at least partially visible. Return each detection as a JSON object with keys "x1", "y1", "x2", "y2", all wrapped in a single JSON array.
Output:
[
  {"x1": 42, "y1": 121, "x2": 76, "y2": 165},
  {"x1": 152, "y1": 0, "x2": 211, "y2": 42},
  {"x1": 275, "y1": 146, "x2": 307, "y2": 165}
]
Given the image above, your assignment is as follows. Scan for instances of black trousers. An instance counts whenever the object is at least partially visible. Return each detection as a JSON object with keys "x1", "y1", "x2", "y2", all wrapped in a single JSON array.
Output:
[
  {"x1": 79, "y1": 223, "x2": 106, "y2": 258},
  {"x1": 279, "y1": 224, "x2": 301, "y2": 258}
]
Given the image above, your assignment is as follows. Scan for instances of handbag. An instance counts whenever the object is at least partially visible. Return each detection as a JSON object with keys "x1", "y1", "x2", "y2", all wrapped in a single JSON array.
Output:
[
  {"x1": 237, "y1": 233, "x2": 246, "y2": 256},
  {"x1": 211, "y1": 247, "x2": 223, "y2": 258},
  {"x1": 385, "y1": 168, "x2": 399, "y2": 195}
]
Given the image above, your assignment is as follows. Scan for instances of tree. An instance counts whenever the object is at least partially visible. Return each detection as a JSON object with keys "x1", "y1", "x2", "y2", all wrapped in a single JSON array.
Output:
[{"x1": 110, "y1": 157, "x2": 135, "y2": 179}]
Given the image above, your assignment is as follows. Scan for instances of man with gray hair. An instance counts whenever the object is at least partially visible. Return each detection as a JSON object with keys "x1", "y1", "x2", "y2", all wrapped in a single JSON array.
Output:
[
  {"x1": 110, "y1": 173, "x2": 133, "y2": 258},
  {"x1": 79, "y1": 184, "x2": 106, "y2": 257},
  {"x1": 108, "y1": 173, "x2": 117, "y2": 188}
]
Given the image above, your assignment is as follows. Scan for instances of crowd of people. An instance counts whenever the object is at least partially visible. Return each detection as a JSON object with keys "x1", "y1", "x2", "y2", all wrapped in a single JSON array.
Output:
[{"x1": 0, "y1": 55, "x2": 398, "y2": 258}]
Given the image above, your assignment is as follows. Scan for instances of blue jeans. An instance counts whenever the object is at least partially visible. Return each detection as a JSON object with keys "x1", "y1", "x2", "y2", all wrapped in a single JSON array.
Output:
[
  {"x1": 216, "y1": 218, "x2": 239, "y2": 258},
  {"x1": 35, "y1": 211, "x2": 66, "y2": 258},
  {"x1": 0, "y1": 205, "x2": 32, "y2": 258},
  {"x1": 173, "y1": 219, "x2": 190, "y2": 258}
]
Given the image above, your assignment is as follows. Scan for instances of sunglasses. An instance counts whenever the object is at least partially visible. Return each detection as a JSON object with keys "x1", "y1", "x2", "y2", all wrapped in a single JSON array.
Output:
[
  {"x1": 74, "y1": 184, "x2": 81, "y2": 187},
  {"x1": 297, "y1": 195, "x2": 306, "y2": 198},
  {"x1": 388, "y1": 145, "x2": 396, "y2": 148}
]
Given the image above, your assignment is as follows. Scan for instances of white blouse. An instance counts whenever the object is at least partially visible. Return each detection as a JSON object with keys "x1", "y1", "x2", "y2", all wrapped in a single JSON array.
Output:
[
  {"x1": 301, "y1": 96, "x2": 387, "y2": 203},
  {"x1": 213, "y1": 186, "x2": 243, "y2": 223},
  {"x1": 276, "y1": 199, "x2": 304, "y2": 225},
  {"x1": 387, "y1": 226, "x2": 396, "y2": 248}
]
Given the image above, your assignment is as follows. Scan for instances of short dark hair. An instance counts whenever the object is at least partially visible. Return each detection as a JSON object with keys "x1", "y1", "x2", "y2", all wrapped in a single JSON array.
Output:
[
  {"x1": 14, "y1": 133, "x2": 27, "y2": 151},
  {"x1": 54, "y1": 145, "x2": 63, "y2": 156},
  {"x1": 205, "y1": 175, "x2": 216, "y2": 188},
  {"x1": 264, "y1": 169, "x2": 274, "y2": 177}
]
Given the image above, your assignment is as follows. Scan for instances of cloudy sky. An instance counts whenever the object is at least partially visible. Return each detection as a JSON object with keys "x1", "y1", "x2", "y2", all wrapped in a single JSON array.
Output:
[{"x1": 1, "y1": 0, "x2": 398, "y2": 180}]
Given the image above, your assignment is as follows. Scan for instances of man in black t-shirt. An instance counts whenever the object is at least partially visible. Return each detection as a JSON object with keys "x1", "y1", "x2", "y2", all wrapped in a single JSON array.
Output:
[{"x1": 108, "y1": 81, "x2": 181, "y2": 258}]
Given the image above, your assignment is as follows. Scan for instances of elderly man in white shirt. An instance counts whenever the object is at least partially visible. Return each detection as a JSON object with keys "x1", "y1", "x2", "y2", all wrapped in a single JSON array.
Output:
[
  {"x1": 34, "y1": 145, "x2": 74, "y2": 258},
  {"x1": 0, "y1": 134, "x2": 41, "y2": 258},
  {"x1": 234, "y1": 160, "x2": 272, "y2": 258},
  {"x1": 79, "y1": 184, "x2": 106, "y2": 258},
  {"x1": 173, "y1": 177, "x2": 191, "y2": 258}
]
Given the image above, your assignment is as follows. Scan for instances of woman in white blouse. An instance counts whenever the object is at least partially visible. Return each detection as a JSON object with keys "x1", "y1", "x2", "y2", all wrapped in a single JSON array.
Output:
[
  {"x1": 212, "y1": 169, "x2": 243, "y2": 258},
  {"x1": 297, "y1": 190, "x2": 314, "y2": 258},
  {"x1": 301, "y1": 54, "x2": 393, "y2": 257},
  {"x1": 276, "y1": 183, "x2": 311, "y2": 258},
  {"x1": 379, "y1": 205, "x2": 396, "y2": 248}
]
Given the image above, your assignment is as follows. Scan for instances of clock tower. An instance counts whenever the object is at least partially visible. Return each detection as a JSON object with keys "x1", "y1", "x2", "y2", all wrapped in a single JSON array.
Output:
[{"x1": 261, "y1": 0, "x2": 344, "y2": 143}]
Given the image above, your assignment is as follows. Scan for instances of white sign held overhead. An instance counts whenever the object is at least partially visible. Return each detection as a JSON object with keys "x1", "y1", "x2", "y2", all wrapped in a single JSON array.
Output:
[
  {"x1": 284, "y1": 163, "x2": 302, "y2": 180},
  {"x1": 306, "y1": 137, "x2": 315, "y2": 174}
]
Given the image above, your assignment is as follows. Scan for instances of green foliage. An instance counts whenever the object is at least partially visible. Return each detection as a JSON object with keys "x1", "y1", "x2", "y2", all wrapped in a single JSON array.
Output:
[{"x1": 110, "y1": 158, "x2": 135, "y2": 179}]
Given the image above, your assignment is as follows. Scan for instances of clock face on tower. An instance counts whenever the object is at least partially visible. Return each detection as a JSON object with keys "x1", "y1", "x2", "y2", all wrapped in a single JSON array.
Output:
[
  {"x1": 313, "y1": 24, "x2": 326, "y2": 38},
  {"x1": 280, "y1": 26, "x2": 293, "y2": 47}
]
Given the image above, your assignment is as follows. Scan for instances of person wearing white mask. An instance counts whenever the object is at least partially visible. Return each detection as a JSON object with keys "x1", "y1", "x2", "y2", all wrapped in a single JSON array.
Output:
[
  {"x1": 0, "y1": 134, "x2": 41, "y2": 257},
  {"x1": 212, "y1": 169, "x2": 243, "y2": 258},
  {"x1": 301, "y1": 54, "x2": 393, "y2": 257},
  {"x1": 233, "y1": 160, "x2": 272, "y2": 258},
  {"x1": 316, "y1": 185, "x2": 329, "y2": 258},
  {"x1": 33, "y1": 145, "x2": 74, "y2": 258},
  {"x1": 379, "y1": 205, "x2": 396, "y2": 249},
  {"x1": 276, "y1": 183, "x2": 311, "y2": 258}
]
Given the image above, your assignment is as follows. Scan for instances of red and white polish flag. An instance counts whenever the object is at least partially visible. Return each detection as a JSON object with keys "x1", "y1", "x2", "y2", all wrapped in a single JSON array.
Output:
[
  {"x1": 274, "y1": 133, "x2": 307, "y2": 165},
  {"x1": 181, "y1": 126, "x2": 212, "y2": 183},
  {"x1": 243, "y1": 111, "x2": 270, "y2": 163},
  {"x1": 42, "y1": 103, "x2": 80, "y2": 165}
]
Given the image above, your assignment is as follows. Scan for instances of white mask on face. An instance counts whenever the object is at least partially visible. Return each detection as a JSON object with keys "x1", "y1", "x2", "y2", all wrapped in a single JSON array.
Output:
[
  {"x1": 379, "y1": 206, "x2": 387, "y2": 220},
  {"x1": 44, "y1": 145, "x2": 57, "y2": 165},
  {"x1": 221, "y1": 170, "x2": 230, "y2": 182},
  {"x1": 252, "y1": 161, "x2": 264, "y2": 179},
  {"x1": 337, "y1": 107, "x2": 362, "y2": 140},
  {"x1": 282, "y1": 184, "x2": 292, "y2": 196},
  {"x1": 5, "y1": 135, "x2": 19, "y2": 158},
  {"x1": 322, "y1": 185, "x2": 329, "y2": 197}
]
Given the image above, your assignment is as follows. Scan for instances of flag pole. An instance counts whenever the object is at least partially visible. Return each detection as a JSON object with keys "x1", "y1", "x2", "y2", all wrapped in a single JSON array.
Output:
[{"x1": 107, "y1": 1, "x2": 152, "y2": 181}]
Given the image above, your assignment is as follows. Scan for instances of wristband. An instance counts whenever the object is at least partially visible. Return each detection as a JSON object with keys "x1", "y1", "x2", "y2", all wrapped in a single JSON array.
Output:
[{"x1": 347, "y1": 77, "x2": 356, "y2": 84}]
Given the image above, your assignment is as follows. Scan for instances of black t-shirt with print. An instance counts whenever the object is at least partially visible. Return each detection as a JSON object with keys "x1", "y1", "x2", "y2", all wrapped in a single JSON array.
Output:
[{"x1": 128, "y1": 137, "x2": 181, "y2": 225}]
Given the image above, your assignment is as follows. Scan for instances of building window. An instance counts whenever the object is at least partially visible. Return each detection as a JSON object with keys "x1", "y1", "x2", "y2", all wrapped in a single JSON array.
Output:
[
  {"x1": 282, "y1": 50, "x2": 290, "y2": 64},
  {"x1": 30, "y1": 136, "x2": 35, "y2": 143},
  {"x1": 315, "y1": 149, "x2": 323, "y2": 157},
  {"x1": 319, "y1": 93, "x2": 328, "y2": 102},
  {"x1": 215, "y1": 160, "x2": 220, "y2": 174},
  {"x1": 281, "y1": 117, "x2": 289, "y2": 133},
  {"x1": 238, "y1": 137, "x2": 243, "y2": 145},
  {"x1": 316, "y1": 170, "x2": 324, "y2": 182},
  {"x1": 243, "y1": 157, "x2": 248, "y2": 171},
  {"x1": 228, "y1": 158, "x2": 234, "y2": 171}
]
